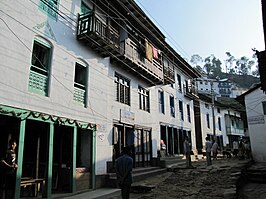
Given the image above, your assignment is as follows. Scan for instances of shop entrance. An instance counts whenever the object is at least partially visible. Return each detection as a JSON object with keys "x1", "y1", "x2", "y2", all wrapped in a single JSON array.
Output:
[{"x1": 113, "y1": 124, "x2": 151, "y2": 167}]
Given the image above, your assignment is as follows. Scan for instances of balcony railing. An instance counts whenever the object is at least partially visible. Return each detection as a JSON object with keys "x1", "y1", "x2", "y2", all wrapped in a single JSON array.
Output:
[
  {"x1": 77, "y1": 13, "x2": 121, "y2": 57},
  {"x1": 28, "y1": 69, "x2": 48, "y2": 96},
  {"x1": 163, "y1": 66, "x2": 175, "y2": 84},
  {"x1": 183, "y1": 85, "x2": 197, "y2": 99},
  {"x1": 218, "y1": 83, "x2": 231, "y2": 88},
  {"x1": 74, "y1": 85, "x2": 86, "y2": 106},
  {"x1": 121, "y1": 38, "x2": 164, "y2": 84}
]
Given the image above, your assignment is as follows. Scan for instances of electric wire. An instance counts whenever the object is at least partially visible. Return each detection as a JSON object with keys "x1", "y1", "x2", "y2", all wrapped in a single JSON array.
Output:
[{"x1": 0, "y1": 1, "x2": 209, "y2": 127}]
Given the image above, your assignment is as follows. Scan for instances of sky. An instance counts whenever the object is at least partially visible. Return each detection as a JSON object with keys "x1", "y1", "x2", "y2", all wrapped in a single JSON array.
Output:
[{"x1": 135, "y1": 0, "x2": 264, "y2": 70}]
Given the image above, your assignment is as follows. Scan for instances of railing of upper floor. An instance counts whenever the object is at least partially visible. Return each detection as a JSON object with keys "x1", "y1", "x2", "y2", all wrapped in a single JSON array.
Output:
[
  {"x1": 218, "y1": 83, "x2": 232, "y2": 88},
  {"x1": 77, "y1": 13, "x2": 120, "y2": 55},
  {"x1": 183, "y1": 83, "x2": 198, "y2": 99},
  {"x1": 77, "y1": 12, "x2": 171, "y2": 84},
  {"x1": 121, "y1": 38, "x2": 164, "y2": 83},
  {"x1": 219, "y1": 89, "x2": 231, "y2": 94}
]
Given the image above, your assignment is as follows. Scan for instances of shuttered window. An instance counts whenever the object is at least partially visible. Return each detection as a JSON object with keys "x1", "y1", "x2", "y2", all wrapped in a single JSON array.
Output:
[{"x1": 115, "y1": 73, "x2": 130, "y2": 105}]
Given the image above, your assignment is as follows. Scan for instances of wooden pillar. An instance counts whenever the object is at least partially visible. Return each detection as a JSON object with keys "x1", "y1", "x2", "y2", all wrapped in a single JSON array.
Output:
[
  {"x1": 71, "y1": 126, "x2": 77, "y2": 193},
  {"x1": 43, "y1": 123, "x2": 54, "y2": 198},
  {"x1": 14, "y1": 119, "x2": 26, "y2": 199}
]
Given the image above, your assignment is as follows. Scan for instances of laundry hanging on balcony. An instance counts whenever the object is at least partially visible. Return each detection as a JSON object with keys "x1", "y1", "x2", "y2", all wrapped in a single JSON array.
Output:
[
  {"x1": 152, "y1": 47, "x2": 158, "y2": 59},
  {"x1": 145, "y1": 39, "x2": 153, "y2": 62}
]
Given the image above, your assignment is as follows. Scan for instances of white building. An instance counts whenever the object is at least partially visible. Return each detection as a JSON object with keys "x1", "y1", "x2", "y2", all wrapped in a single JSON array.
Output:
[
  {"x1": 0, "y1": 0, "x2": 201, "y2": 197},
  {"x1": 241, "y1": 84, "x2": 266, "y2": 162}
]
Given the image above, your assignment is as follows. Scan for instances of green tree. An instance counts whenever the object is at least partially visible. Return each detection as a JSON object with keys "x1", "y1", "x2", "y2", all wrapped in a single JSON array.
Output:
[
  {"x1": 225, "y1": 52, "x2": 235, "y2": 74},
  {"x1": 235, "y1": 56, "x2": 255, "y2": 75},
  {"x1": 203, "y1": 54, "x2": 222, "y2": 77},
  {"x1": 190, "y1": 54, "x2": 203, "y2": 67}
]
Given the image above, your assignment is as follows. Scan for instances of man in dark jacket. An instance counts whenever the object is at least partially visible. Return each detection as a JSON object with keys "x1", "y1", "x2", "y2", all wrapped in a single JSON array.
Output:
[{"x1": 115, "y1": 146, "x2": 133, "y2": 199}]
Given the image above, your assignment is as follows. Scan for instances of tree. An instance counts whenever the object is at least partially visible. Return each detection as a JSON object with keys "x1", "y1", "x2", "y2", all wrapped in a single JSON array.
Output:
[
  {"x1": 235, "y1": 56, "x2": 255, "y2": 75},
  {"x1": 225, "y1": 52, "x2": 235, "y2": 74},
  {"x1": 190, "y1": 54, "x2": 203, "y2": 67},
  {"x1": 203, "y1": 54, "x2": 222, "y2": 77}
]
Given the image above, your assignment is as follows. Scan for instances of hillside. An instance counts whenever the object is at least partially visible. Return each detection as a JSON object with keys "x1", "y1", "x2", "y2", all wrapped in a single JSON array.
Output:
[{"x1": 217, "y1": 73, "x2": 260, "y2": 89}]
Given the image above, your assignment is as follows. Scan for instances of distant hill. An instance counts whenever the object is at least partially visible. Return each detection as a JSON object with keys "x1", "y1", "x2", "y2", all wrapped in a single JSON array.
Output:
[{"x1": 216, "y1": 73, "x2": 260, "y2": 89}]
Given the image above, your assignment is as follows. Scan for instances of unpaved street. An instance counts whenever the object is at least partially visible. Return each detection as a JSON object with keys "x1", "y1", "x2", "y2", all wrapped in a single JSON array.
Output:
[{"x1": 125, "y1": 159, "x2": 258, "y2": 199}]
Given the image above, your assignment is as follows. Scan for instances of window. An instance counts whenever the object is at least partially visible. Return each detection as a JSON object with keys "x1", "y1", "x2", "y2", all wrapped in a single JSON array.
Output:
[
  {"x1": 158, "y1": 90, "x2": 164, "y2": 114},
  {"x1": 206, "y1": 113, "x2": 210, "y2": 128},
  {"x1": 187, "y1": 104, "x2": 191, "y2": 123},
  {"x1": 205, "y1": 103, "x2": 209, "y2": 109},
  {"x1": 138, "y1": 86, "x2": 150, "y2": 112},
  {"x1": 218, "y1": 117, "x2": 221, "y2": 131},
  {"x1": 179, "y1": 100, "x2": 184, "y2": 121},
  {"x1": 81, "y1": 1, "x2": 92, "y2": 15},
  {"x1": 29, "y1": 39, "x2": 52, "y2": 96},
  {"x1": 170, "y1": 96, "x2": 175, "y2": 117},
  {"x1": 217, "y1": 108, "x2": 221, "y2": 113},
  {"x1": 263, "y1": 101, "x2": 266, "y2": 115},
  {"x1": 74, "y1": 62, "x2": 87, "y2": 106},
  {"x1": 176, "y1": 74, "x2": 182, "y2": 92},
  {"x1": 38, "y1": 0, "x2": 58, "y2": 20},
  {"x1": 115, "y1": 73, "x2": 130, "y2": 105}
]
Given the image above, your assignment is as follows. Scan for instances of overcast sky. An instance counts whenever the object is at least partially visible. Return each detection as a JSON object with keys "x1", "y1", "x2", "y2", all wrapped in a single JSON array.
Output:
[{"x1": 135, "y1": 0, "x2": 264, "y2": 69}]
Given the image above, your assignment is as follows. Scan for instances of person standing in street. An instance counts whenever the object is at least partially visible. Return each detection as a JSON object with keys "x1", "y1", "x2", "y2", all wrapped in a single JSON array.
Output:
[
  {"x1": 205, "y1": 137, "x2": 212, "y2": 166},
  {"x1": 115, "y1": 146, "x2": 133, "y2": 199},
  {"x1": 0, "y1": 139, "x2": 18, "y2": 199},
  {"x1": 183, "y1": 136, "x2": 193, "y2": 168},
  {"x1": 233, "y1": 140, "x2": 239, "y2": 158},
  {"x1": 211, "y1": 140, "x2": 219, "y2": 160}
]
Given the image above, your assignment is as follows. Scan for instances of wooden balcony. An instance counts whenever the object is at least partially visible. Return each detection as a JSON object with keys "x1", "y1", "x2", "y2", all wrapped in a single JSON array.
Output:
[
  {"x1": 77, "y1": 13, "x2": 121, "y2": 57},
  {"x1": 163, "y1": 67, "x2": 175, "y2": 84},
  {"x1": 118, "y1": 39, "x2": 164, "y2": 85},
  {"x1": 183, "y1": 85, "x2": 197, "y2": 99}
]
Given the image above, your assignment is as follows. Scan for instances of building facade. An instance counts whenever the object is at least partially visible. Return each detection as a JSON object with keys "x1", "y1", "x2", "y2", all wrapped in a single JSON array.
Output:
[
  {"x1": 242, "y1": 84, "x2": 266, "y2": 162},
  {"x1": 0, "y1": 0, "x2": 201, "y2": 198}
]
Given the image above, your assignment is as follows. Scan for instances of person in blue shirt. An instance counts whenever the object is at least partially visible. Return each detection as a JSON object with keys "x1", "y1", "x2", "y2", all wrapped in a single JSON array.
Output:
[{"x1": 115, "y1": 146, "x2": 133, "y2": 199}]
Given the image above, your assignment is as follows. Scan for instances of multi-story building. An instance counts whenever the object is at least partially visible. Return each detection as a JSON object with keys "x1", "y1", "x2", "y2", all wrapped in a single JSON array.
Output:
[
  {"x1": 196, "y1": 93, "x2": 245, "y2": 152},
  {"x1": 197, "y1": 77, "x2": 247, "y2": 98},
  {"x1": 240, "y1": 84, "x2": 266, "y2": 162},
  {"x1": 0, "y1": 0, "x2": 200, "y2": 198}
]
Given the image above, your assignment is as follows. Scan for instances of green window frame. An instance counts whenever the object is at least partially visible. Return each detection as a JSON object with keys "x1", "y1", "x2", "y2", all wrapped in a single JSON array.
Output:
[
  {"x1": 74, "y1": 62, "x2": 87, "y2": 106},
  {"x1": 29, "y1": 39, "x2": 52, "y2": 96},
  {"x1": 38, "y1": 0, "x2": 59, "y2": 20},
  {"x1": 81, "y1": 1, "x2": 92, "y2": 15}
]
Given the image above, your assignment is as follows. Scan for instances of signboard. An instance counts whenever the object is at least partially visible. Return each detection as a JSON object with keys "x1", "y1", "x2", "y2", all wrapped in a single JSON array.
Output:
[
  {"x1": 120, "y1": 110, "x2": 135, "y2": 125},
  {"x1": 247, "y1": 115, "x2": 265, "y2": 125}
]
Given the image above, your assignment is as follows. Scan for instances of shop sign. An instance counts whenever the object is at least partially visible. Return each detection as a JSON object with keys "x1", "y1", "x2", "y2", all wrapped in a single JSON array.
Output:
[
  {"x1": 248, "y1": 115, "x2": 265, "y2": 125},
  {"x1": 120, "y1": 110, "x2": 135, "y2": 125}
]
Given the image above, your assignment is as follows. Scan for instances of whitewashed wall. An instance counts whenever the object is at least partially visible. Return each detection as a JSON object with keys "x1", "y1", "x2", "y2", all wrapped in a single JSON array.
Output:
[
  {"x1": 245, "y1": 88, "x2": 266, "y2": 162},
  {"x1": 0, "y1": 0, "x2": 114, "y2": 175}
]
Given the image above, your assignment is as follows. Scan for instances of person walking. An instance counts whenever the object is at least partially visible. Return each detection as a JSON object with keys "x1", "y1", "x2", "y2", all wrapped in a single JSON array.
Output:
[
  {"x1": 183, "y1": 136, "x2": 193, "y2": 168},
  {"x1": 211, "y1": 140, "x2": 219, "y2": 160},
  {"x1": 115, "y1": 146, "x2": 133, "y2": 199},
  {"x1": 205, "y1": 137, "x2": 212, "y2": 166}
]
